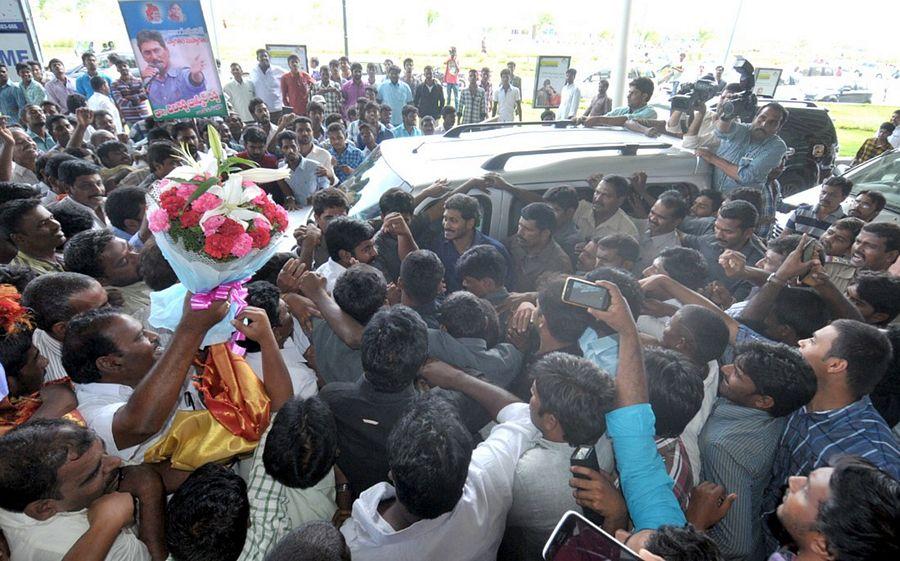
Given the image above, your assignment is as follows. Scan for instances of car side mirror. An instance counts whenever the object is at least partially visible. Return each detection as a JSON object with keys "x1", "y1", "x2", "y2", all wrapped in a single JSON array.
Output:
[{"x1": 834, "y1": 164, "x2": 849, "y2": 176}]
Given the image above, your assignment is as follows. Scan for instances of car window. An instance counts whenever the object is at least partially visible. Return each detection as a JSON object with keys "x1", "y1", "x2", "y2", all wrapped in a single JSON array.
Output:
[
  {"x1": 847, "y1": 153, "x2": 900, "y2": 211},
  {"x1": 472, "y1": 194, "x2": 493, "y2": 234},
  {"x1": 345, "y1": 147, "x2": 411, "y2": 220}
]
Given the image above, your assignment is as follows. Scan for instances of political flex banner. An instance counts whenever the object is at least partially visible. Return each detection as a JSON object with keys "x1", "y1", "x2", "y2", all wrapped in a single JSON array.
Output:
[{"x1": 118, "y1": 0, "x2": 226, "y2": 120}]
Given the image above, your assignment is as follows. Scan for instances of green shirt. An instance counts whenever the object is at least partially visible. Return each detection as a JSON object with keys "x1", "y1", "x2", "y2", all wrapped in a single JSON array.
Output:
[
  {"x1": 11, "y1": 250, "x2": 64, "y2": 276},
  {"x1": 605, "y1": 104, "x2": 658, "y2": 119}
]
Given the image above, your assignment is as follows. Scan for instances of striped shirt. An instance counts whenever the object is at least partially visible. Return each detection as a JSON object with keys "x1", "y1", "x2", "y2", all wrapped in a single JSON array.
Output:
[
  {"x1": 784, "y1": 203, "x2": 844, "y2": 239},
  {"x1": 655, "y1": 437, "x2": 693, "y2": 511},
  {"x1": 33, "y1": 328, "x2": 68, "y2": 383},
  {"x1": 763, "y1": 396, "x2": 900, "y2": 517},
  {"x1": 110, "y1": 76, "x2": 152, "y2": 124},
  {"x1": 701, "y1": 399, "x2": 786, "y2": 561}
]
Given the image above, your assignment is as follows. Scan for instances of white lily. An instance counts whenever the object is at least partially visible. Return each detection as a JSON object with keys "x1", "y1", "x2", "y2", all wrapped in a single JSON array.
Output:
[
  {"x1": 235, "y1": 166, "x2": 291, "y2": 183},
  {"x1": 166, "y1": 149, "x2": 219, "y2": 182},
  {"x1": 199, "y1": 174, "x2": 270, "y2": 229}
]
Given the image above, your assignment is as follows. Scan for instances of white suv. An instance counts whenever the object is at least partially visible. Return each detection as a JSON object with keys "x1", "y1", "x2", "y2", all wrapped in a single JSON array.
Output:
[{"x1": 344, "y1": 123, "x2": 714, "y2": 240}]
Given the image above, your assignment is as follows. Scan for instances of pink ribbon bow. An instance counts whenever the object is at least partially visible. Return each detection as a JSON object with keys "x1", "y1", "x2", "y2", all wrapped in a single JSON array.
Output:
[{"x1": 190, "y1": 278, "x2": 251, "y2": 355}]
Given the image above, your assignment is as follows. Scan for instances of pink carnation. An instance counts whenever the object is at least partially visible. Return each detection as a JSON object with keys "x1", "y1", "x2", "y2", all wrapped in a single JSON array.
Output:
[
  {"x1": 192, "y1": 192, "x2": 221, "y2": 213},
  {"x1": 175, "y1": 183, "x2": 196, "y2": 198},
  {"x1": 252, "y1": 193, "x2": 269, "y2": 206},
  {"x1": 201, "y1": 214, "x2": 226, "y2": 236},
  {"x1": 253, "y1": 217, "x2": 270, "y2": 231},
  {"x1": 148, "y1": 209, "x2": 171, "y2": 232},
  {"x1": 231, "y1": 232, "x2": 254, "y2": 257},
  {"x1": 243, "y1": 180, "x2": 257, "y2": 188}
]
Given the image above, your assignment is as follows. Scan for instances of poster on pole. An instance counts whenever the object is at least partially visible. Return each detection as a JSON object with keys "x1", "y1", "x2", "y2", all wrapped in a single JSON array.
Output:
[
  {"x1": 0, "y1": 0, "x2": 43, "y2": 67},
  {"x1": 532, "y1": 56, "x2": 571, "y2": 109},
  {"x1": 118, "y1": 0, "x2": 226, "y2": 120},
  {"x1": 265, "y1": 44, "x2": 308, "y2": 73}
]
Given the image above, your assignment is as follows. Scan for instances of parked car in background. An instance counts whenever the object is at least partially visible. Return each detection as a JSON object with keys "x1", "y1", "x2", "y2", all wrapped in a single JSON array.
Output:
[
  {"x1": 805, "y1": 83, "x2": 873, "y2": 103},
  {"x1": 66, "y1": 51, "x2": 140, "y2": 78}
]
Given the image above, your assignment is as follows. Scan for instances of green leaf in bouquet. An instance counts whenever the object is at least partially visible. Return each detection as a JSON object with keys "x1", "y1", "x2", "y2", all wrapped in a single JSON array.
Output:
[
  {"x1": 224, "y1": 156, "x2": 259, "y2": 169},
  {"x1": 183, "y1": 176, "x2": 222, "y2": 206},
  {"x1": 207, "y1": 123, "x2": 224, "y2": 163}
]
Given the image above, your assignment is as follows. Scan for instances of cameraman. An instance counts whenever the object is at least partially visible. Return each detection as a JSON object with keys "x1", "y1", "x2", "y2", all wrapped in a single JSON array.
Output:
[
  {"x1": 666, "y1": 83, "x2": 742, "y2": 149},
  {"x1": 696, "y1": 102, "x2": 788, "y2": 193}
]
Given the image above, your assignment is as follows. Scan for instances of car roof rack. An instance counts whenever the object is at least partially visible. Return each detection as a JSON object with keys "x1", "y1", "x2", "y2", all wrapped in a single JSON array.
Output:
[
  {"x1": 480, "y1": 143, "x2": 672, "y2": 171},
  {"x1": 442, "y1": 121, "x2": 576, "y2": 138}
]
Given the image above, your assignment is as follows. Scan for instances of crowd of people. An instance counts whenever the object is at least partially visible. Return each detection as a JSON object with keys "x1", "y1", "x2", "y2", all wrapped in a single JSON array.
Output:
[{"x1": 0, "y1": 45, "x2": 898, "y2": 561}]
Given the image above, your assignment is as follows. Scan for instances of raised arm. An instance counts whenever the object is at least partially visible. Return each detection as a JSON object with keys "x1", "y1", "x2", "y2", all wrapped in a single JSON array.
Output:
[
  {"x1": 299, "y1": 271, "x2": 365, "y2": 349},
  {"x1": 640, "y1": 274, "x2": 742, "y2": 344},
  {"x1": 232, "y1": 306, "x2": 294, "y2": 411},
  {"x1": 0, "y1": 124, "x2": 14, "y2": 182},
  {"x1": 419, "y1": 359, "x2": 519, "y2": 421}
]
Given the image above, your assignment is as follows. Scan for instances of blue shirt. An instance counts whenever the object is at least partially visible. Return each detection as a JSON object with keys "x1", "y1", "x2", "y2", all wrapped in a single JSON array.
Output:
[
  {"x1": 578, "y1": 329, "x2": 619, "y2": 376},
  {"x1": 328, "y1": 144, "x2": 365, "y2": 183},
  {"x1": 392, "y1": 124, "x2": 422, "y2": 138},
  {"x1": 75, "y1": 72, "x2": 112, "y2": 99},
  {"x1": 713, "y1": 122, "x2": 788, "y2": 192},
  {"x1": 0, "y1": 83, "x2": 27, "y2": 124},
  {"x1": 605, "y1": 104, "x2": 658, "y2": 119},
  {"x1": 357, "y1": 123, "x2": 394, "y2": 147},
  {"x1": 282, "y1": 157, "x2": 329, "y2": 203},
  {"x1": 28, "y1": 130, "x2": 55, "y2": 152},
  {"x1": 377, "y1": 80, "x2": 413, "y2": 126},
  {"x1": 606, "y1": 404, "x2": 687, "y2": 530},
  {"x1": 146, "y1": 67, "x2": 206, "y2": 108},
  {"x1": 430, "y1": 229, "x2": 513, "y2": 292}
]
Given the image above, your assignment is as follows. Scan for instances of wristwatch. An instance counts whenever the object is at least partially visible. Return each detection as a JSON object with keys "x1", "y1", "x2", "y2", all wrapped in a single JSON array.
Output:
[{"x1": 766, "y1": 273, "x2": 786, "y2": 286}]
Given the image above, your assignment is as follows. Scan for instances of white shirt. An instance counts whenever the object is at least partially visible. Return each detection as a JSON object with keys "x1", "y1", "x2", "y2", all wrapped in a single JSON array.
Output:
[
  {"x1": 889, "y1": 125, "x2": 900, "y2": 149},
  {"x1": 54, "y1": 194, "x2": 109, "y2": 230},
  {"x1": 249, "y1": 65, "x2": 286, "y2": 112},
  {"x1": 244, "y1": 329, "x2": 317, "y2": 399},
  {"x1": 301, "y1": 143, "x2": 336, "y2": 185},
  {"x1": 315, "y1": 258, "x2": 346, "y2": 294},
  {"x1": 86, "y1": 92, "x2": 123, "y2": 134},
  {"x1": 32, "y1": 329, "x2": 67, "y2": 383},
  {"x1": 492, "y1": 85, "x2": 521, "y2": 122},
  {"x1": 341, "y1": 402, "x2": 539, "y2": 561},
  {"x1": 557, "y1": 82, "x2": 582, "y2": 119},
  {"x1": 12, "y1": 162, "x2": 39, "y2": 185},
  {"x1": 0, "y1": 507, "x2": 150, "y2": 561},
  {"x1": 680, "y1": 360, "x2": 720, "y2": 485},
  {"x1": 223, "y1": 78, "x2": 257, "y2": 122}
]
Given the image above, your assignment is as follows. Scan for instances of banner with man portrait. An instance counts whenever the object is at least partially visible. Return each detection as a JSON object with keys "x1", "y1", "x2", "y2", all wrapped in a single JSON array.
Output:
[
  {"x1": 533, "y1": 56, "x2": 571, "y2": 109},
  {"x1": 118, "y1": 0, "x2": 226, "y2": 120}
]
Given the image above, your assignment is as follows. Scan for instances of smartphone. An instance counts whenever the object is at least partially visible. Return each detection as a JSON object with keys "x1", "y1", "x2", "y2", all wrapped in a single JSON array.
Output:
[
  {"x1": 799, "y1": 241, "x2": 818, "y2": 286},
  {"x1": 570, "y1": 446, "x2": 605, "y2": 527},
  {"x1": 562, "y1": 277, "x2": 610, "y2": 311},
  {"x1": 543, "y1": 510, "x2": 641, "y2": 561}
]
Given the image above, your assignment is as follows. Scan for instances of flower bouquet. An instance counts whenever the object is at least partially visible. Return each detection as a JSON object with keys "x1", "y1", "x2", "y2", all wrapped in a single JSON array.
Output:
[{"x1": 147, "y1": 124, "x2": 290, "y2": 349}]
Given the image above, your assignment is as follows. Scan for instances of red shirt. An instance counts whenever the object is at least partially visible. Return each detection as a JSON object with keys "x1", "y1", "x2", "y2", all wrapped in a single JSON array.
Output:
[
  {"x1": 236, "y1": 151, "x2": 278, "y2": 169},
  {"x1": 281, "y1": 71, "x2": 314, "y2": 115}
]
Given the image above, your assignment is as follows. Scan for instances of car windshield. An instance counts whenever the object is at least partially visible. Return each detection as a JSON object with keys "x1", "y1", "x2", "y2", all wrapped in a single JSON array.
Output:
[
  {"x1": 344, "y1": 146, "x2": 412, "y2": 220},
  {"x1": 846, "y1": 151, "x2": 900, "y2": 210}
]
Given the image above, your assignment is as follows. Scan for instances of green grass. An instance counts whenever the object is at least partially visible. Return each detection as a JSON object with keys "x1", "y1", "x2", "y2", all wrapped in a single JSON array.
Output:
[{"x1": 820, "y1": 103, "x2": 895, "y2": 158}]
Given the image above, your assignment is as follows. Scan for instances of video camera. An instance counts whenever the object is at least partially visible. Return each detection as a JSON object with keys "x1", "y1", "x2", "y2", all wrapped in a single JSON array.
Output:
[
  {"x1": 719, "y1": 59, "x2": 758, "y2": 122},
  {"x1": 670, "y1": 78, "x2": 718, "y2": 114}
]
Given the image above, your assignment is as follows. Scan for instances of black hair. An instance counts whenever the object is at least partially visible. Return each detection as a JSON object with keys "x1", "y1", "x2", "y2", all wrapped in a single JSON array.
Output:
[
  {"x1": 656, "y1": 190, "x2": 689, "y2": 220},
  {"x1": 718, "y1": 199, "x2": 758, "y2": 230},
  {"x1": 136, "y1": 29, "x2": 166, "y2": 50},
  {"x1": 871, "y1": 325, "x2": 900, "y2": 425},
  {"x1": 171, "y1": 121, "x2": 198, "y2": 139},
  {"x1": 856, "y1": 190, "x2": 887, "y2": 213},
  {"x1": 823, "y1": 175, "x2": 853, "y2": 198},
  {"x1": 88, "y1": 75, "x2": 107, "y2": 91},
  {"x1": 456, "y1": 244, "x2": 507, "y2": 286},
  {"x1": 399, "y1": 249, "x2": 444, "y2": 305},
  {"x1": 264, "y1": 520, "x2": 351, "y2": 561},
  {"x1": 45, "y1": 113, "x2": 70, "y2": 134},
  {"x1": 861, "y1": 222, "x2": 900, "y2": 254},
  {"x1": 816, "y1": 456, "x2": 900, "y2": 561},
  {"x1": 166, "y1": 463, "x2": 249, "y2": 561},
  {"x1": 645, "y1": 525, "x2": 722, "y2": 561},
  {"x1": 248, "y1": 98, "x2": 267, "y2": 116},
  {"x1": 323, "y1": 217, "x2": 374, "y2": 262},
  {"x1": 44, "y1": 153, "x2": 77, "y2": 182},
  {"x1": 388, "y1": 393, "x2": 473, "y2": 518},
  {"x1": 378, "y1": 188, "x2": 414, "y2": 216},
  {"x1": 438, "y1": 291, "x2": 492, "y2": 340},
  {"x1": 656, "y1": 247, "x2": 708, "y2": 290},
  {"x1": 538, "y1": 276, "x2": 595, "y2": 342},
  {"x1": 242, "y1": 281, "x2": 283, "y2": 353},
  {"x1": 57, "y1": 159, "x2": 101, "y2": 186},
  {"x1": 444, "y1": 193, "x2": 481, "y2": 222},
  {"x1": 61, "y1": 307, "x2": 123, "y2": 384},
  {"x1": 146, "y1": 127, "x2": 173, "y2": 144},
  {"x1": 520, "y1": 202, "x2": 557, "y2": 232},
  {"x1": 476, "y1": 297, "x2": 501, "y2": 348},
  {"x1": 309, "y1": 102, "x2": 326, "y2": 115},
  {"x1": 95, "y1": 140, "x2": 128, "y2": 168},
  {"x1": 139, "y1": 239, "x2": 178, "y2": 292},
  {"x1": 21, "y1": 272, "x2": 99, "y2": 331},
  {"x1": 595, "y1": 234, "x2": 640, "y2": 263},
  {"x1": 333, "y1": 264, "x2": 386, "y2": 324},
  {"x1": 630, "y1": 77, "x2": 655, "y2": 99},
  {"x1": 63, "y1": 229, "x2": 115, "y2": 280},
  {"x1": 262, "y1": 396, "x2": 339, "y2": 489},
  {"x1": 767, "y1": 234, "x2": 803, "y2": 256},
  {"x1": 644, "y1": 348, "x2": 705, "y2": 437},
  {"x1": 734, "y1": 341, "x2": 817, "y2": 417},
  {"x1": 757, "y1": 102, "x2": 789, "y2": 127},
  {"x1": 599, "y1": 174, "x2": 630, "y2": 198},
  {"x1": 251, "y1": 253, "x2": 295, "y2": 286},
  {"x1": 242, "y1": 125, "x2": 268, "y2": 145},
  {"x1": 311, "y1": 188, "x2": 349, "y2": 216},
  {"x1": 0, "y1": 264, "x2": 37, "y2": 294},
  {"x1": 146, "y1": 143, "x2": 180, "y2": 177},
  {"x1": 531, "y1": 352, "x2": 616, "y2": 445},
  {"x1": 851, "y1": 273, "x2": 900, "y2": 325},
  {"x1": 104, "y1": 186, "x2": 145, "y2": 231},
  {"x1": 696, "y1": 189, "x2": 724, "y2": 212},
  {"x1": 728, "y1": 187, "x2": 763, "y2": 215},
  {"x1": 65, "y1": 93, "x2": 87, "y2": 114},
  {"x1": 542, "y1": 185, "x2": 580, "y2": 211},
  {"x1": 584, "y1": 267, "x2": 643, "y2": 320},
  {"x1": 441, "y1": 105, "x2": 456, "y2": 116},
  {"x1": 0, "y1": 419, "x2": 95, "y2": 512},
  {"x1": 361, "y1": 305, "x2": 428, "y2": 392},
  {"x1": 325, "y1": 122, "x2": 346, "y2": 136},
  {"x1": 0, "y1": 198, "x2": 43, "y2": 238},
  {"x1": 64, "y1": 146, "x2": 97, "y2": 164},
  {"x1": 828, "y1": 319, "x2": 893, "y2": 398},
  {"x1": 0, "y1": 313, "x2": 35, "y2": 382},
  {"x1": 276, "y1": 129, "x2": 298, "y2": 146},
  {"x1": 673, "y1": 305, "x2": 729, "y2": 364},
  {"x1": 771, "y1": 287, "x2": 829, "y2": 341},
  {"x1": 46, "y1": 201, "x2": 94, "y2": 239}
]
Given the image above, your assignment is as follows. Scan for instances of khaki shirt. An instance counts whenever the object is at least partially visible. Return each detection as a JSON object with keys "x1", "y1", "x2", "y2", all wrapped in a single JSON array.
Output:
[{"x1": 573, "y1": 201, "x2": 640, "y2": 241}]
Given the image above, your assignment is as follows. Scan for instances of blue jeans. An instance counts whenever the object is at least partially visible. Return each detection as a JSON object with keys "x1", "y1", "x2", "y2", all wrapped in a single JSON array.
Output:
[{"x1": 446, "y1": 83, "x2": 459, "y2": 109}]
